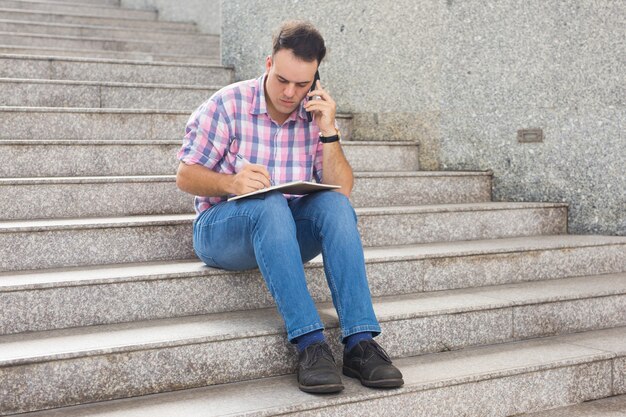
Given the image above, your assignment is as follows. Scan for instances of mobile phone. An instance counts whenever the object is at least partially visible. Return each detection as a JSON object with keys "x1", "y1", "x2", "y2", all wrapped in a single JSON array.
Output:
[{"x1": 306, "y1": 70, "x2": 320, "y2": 123}]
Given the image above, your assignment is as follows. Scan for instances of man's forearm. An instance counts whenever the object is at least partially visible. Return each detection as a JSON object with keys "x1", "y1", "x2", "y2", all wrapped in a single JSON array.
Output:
[
  {"x1": 176, "y1": 162, "x2": 234, "y2": 197},
  {"x1": 321, "y1": 142, "x2": 354, "y2": 197}
]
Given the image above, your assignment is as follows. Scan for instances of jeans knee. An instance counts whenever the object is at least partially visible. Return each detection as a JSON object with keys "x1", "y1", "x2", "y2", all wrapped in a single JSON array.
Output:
[
  {"x1": 318, "y1": 191, "x2": 357, "y2": 223},
  {"x1": 245, "y1": 191, "x2": 296, "y2": 233}
]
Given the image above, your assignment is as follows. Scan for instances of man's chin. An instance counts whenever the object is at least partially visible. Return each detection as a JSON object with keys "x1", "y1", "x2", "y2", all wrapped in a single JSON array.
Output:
[{"x1": 278, "y1": 103, "x2": 299, "y2": 115}]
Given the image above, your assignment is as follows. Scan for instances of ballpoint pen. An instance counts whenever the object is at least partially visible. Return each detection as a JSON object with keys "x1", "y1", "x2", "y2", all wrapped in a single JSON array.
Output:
[{"x1": 235, "y1": 154, "x2": 274, "y2": 186}]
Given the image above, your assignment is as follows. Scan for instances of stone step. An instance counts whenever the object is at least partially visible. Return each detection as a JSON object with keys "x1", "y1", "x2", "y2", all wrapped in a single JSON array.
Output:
[
  {"x1": 0, "y1": 281, "x2": 624, "y2": 415},
  {"x1": 0, "y1": 78, "x2": 219, "y2": 109},
  {"x1": 0, "y1": 18, "x2": 216, "y2": 42},
  {"x1": 0, "y1": 31, "x2": 219, "y2": 55},
  {"x1": 0, "y1": 172, "x2": 492, "y2": 219},
  {"x1": 0, "y1": 202, "x2": 568, "y2": 272},
  {"x1": 0, "y1": 54, "x2": 234, "y2": 85},
  {"x1": 0, "y1": 44, "x2": 220, "y2": 64},
  {"x1": 0, "y1": 7, "x2": 196, "y2": 31},
  {"x1": 0, "y1": 0, "x2": 156, "y2": 20},
  {"x1": 47, "y1": 0, "x2": 120, "y2": 5},
  {"x1": 0, "y1": 107, "x2": 352, "y2": 140},
  {"x1": 15, "y1": 326, "x2": 625, "y2": 417},
  {"x1": 520, "y1": 395, "x2": 626, "y2": 416},
  {"x1": 1, "y1": 235, "x2": 624, "y2": 334},
  {"x1": 0, "y1": 140, "x2": 419, "y2": 177}
]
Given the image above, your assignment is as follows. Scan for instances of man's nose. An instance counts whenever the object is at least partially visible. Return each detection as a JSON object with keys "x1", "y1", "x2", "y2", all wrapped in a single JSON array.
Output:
[{"x1": 284, "y1": 83, "x2": 296, "y2": 98}]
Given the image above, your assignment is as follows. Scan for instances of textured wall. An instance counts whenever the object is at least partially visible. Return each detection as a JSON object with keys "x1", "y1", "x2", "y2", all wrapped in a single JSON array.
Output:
[
  {"x1": 438, "y1": 1, "x2": 625, "y2": 236},
  {"x1": 121, "y1": 0, "x2": 221, "y2": 34},
  {"x1": 220, "y1": 0, "x2": 624, "y2": 235}
]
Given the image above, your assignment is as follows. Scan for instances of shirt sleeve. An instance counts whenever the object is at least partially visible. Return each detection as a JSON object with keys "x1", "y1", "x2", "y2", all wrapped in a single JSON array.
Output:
[
  {"x1": 177, "y1": 98, "x2": 230, "y2": 170},
  {"x1": 312, "y1": 139, "x2": 324, "y2": 183}
]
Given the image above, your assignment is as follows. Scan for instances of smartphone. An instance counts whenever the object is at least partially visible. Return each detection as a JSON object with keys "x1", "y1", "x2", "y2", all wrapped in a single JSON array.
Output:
[{"x1": 306, "y1": 70, "x2": 320, "y2": 123}]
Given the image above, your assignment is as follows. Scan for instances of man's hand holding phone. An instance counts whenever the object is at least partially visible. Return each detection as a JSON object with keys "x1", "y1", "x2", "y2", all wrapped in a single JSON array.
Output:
[{"x1": 304, "y1": 78, "x2": 337, "y2": 137}]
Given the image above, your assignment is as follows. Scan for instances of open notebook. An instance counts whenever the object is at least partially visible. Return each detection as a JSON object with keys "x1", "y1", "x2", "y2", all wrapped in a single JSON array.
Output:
[{"x1": 227, "y1": 181, "x2": 341, "y2": 202}]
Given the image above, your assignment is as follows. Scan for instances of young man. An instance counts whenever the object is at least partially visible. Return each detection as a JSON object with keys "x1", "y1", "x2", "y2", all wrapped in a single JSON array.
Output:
[{"x1": 176, "y1": 20, "x2": 402, "y2": 394}]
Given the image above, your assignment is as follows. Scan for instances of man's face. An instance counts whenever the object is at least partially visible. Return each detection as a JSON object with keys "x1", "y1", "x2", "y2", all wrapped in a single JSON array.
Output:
[{"x1": 264, "y1": 49, "x2": 318, "y2": 122}]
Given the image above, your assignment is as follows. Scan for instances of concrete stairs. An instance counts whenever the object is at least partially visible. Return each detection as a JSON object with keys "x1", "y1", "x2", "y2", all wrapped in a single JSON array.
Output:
[{"x1": 0, "y1": 1, "x2": 624, "y2": 416}]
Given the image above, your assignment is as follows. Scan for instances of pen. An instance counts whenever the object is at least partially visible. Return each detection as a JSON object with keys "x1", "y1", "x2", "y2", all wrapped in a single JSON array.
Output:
[{"x1": 236, "y1": 154, "x2": 274, "y2": 186}]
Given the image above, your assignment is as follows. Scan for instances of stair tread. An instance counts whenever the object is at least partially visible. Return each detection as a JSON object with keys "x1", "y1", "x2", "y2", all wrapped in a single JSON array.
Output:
[
  {"x1": 0, "y1": 52, "x2": 229, "y2": 68},
  {"x1": 0, "y1": 44, "x2": 219, "y2": 63},
  {"x1": 0, "y1": 171, "x2": 492, "y2": 184},
  {"x1": 0, "y1": 8, "x2": 197, "y2": 32},
  {"x1": 0, "y1": 77, "x2": 223, "y2": 90},
  {"x1": 1, "y1": 272, "x2": 624, "y2": 365},
  {"x1": 0, "y1": 202, "x2": 570, "y2": 231},
  {"x1": 0, "y1": 17, "x2": 214, "y2": 36},
  {"x1": 1, "y1": 234, "x2": 624, "y2": 290},
  {"x1": 0, "y1": 106, "x2": 349, "y2": 116},
  {"x1": 2, "y1": 0, "x2": 127, "y2": 11},
  {"x1": 10, "y1": 326, "x2": 626, "y2": 417},
  {"x1": 0, "y1": 30, "x2": 216, "y2": 46},
  {"x1": 0, "y1": 5, "x2": 156, "y2": 21},
  {"x1": 0, "y1": 138, "x2": 418, "y2": 146}
]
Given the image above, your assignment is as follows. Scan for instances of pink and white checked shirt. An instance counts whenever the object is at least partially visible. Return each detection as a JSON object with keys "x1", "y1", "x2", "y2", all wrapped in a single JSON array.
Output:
[{"x1": 177, "y1": 74, "x2": 324, "y2": 215}]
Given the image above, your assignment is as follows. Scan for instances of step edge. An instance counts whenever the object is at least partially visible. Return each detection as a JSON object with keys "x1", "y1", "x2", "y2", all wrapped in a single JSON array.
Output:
[
  {"x1": 1, "y1": 275, "x2": 625, "y2": 366},
  {"x1": 1, "y1": 237, "x2": 625, "y2": 291}
]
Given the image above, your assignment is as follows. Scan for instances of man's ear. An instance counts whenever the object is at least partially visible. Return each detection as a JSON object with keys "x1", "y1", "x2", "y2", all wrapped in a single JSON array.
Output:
[{"x1": 265, "y1": 55, "x2": 272, "y2": 73}]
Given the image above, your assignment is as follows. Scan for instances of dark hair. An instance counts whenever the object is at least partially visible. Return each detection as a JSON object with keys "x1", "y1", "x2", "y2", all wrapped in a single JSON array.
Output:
[{"x1": 272, "y1": 20, "x2": 326, "y2": 64}]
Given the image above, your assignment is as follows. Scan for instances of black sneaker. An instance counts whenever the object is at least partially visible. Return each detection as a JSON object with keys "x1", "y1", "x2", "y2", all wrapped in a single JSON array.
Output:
[
  {"x1": 343, "y1": 339, "x2": 404, "y2": 388},
  {"x1": 297, "y1": 341, "x2": 344, "y2": 393}
]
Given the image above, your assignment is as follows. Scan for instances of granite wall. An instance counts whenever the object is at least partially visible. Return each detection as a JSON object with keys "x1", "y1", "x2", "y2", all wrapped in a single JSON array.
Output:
[{"x1": 220, "y1": 0, "x2": 624, "y2": 236}]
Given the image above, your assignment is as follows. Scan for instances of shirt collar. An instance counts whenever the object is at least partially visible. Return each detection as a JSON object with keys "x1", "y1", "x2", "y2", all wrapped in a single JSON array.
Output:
[{"x1": 251, "y1": 73, "x2": 309, "y2": 122}]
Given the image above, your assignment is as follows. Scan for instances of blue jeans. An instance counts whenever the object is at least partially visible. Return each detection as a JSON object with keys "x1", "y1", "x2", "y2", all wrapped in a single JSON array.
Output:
[{"x1": 193, "y1": 190, "x2": 381, "y2": 342}]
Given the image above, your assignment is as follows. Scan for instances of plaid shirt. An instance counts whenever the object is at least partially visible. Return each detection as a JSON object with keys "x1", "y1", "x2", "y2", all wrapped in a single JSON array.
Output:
[{"x1": 178, "y1": 74, "x2": 324, "y2": 215}]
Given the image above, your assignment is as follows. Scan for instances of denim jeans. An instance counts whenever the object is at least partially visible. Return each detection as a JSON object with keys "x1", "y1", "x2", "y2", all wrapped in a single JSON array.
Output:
[{"x1": 193, "y1": 190, "x2": 381, "y2": 342}]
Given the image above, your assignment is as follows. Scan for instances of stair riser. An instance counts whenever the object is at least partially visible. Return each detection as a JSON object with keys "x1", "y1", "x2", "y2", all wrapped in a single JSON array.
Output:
[
  {"x1": 0, "y1": 223, "x2": 195, "y2": 272},
  {"x1": 0, "y1": 207, "x2": 567, "y2": 272},
  {"x1": 0, "y1": 0, "x2": 156, "y2": 20},
  {"x1": 0, "y1": 9, "x2": 195, "y2": 31},
  {"x1": 0, "y1": 143, "x2": 417, "y2": 177},
  {"x1": 358, "y1": 206, "x2": 567, "y2": 247},
  {"x1": 514, "y1": 296, "x2": 626, "y2": 339},
  {"x1": 0, "y1": 45, "x2": 220, "y2": 64},
  {"x1": 0, "y1": 110, "x2": 189, "y2": 140},
  {"x1": 0, "y1": 110, "x2": 351, "y2": 140},
  {"x1": 0, "y1": 142, "x2": 180, "y2": 177},
  {"x1": 0, "y1": 176, "x2": 491, "y2": 219},
  {"x1": 1, "y1": 300, "x2": 622, "y2": 415},
  {"x1": 0, "y1": 20, "x2": 213, "y2": 43},
  {"x1": 0, "y1": 56, "x2": 234, "y2": 85},
  {"x1": 0, "y1": 33, "x2": 219, "y2": 55},
  {"x1": 285, "y1": 362, "x2": 612, "y2": 417},
  {"x1": 0, "y1": 81, "x2": 217, "y2": 109},
  {"x1": 3, "y1": 244, "x2": 623, "y2": 335}
]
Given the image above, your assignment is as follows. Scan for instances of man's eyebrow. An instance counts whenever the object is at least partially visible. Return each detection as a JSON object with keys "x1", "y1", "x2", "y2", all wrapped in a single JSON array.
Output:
[{"x1": 276, "y1": 74, "x2": 311, "y2": 84}]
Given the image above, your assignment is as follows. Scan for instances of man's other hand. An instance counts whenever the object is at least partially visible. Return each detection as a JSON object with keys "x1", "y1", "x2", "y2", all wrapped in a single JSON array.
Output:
[
  {"x1": 304, "y1": 80, "x2": 337, "y2": 136},
  {"x1": 231, "y1": 163, "x2": 272, "y2": 195}
]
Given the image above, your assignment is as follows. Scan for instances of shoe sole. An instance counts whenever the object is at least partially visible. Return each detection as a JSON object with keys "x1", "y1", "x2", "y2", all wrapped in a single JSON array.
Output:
[
  {"x1": 298, "y1": 383, "x2": 345, "y2": 394},
  {"x1": 343, "y1": 366, "x2": 404, "y2": 388}
]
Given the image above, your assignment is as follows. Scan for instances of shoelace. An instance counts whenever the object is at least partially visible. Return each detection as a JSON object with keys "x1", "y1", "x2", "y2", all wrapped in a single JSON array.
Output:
[
  {"x1": 302, "y1": 343, "x2": 336, "y2": 369},
  {"x1": 362, "y1": 341, "x2": 392, "y2": 364}
]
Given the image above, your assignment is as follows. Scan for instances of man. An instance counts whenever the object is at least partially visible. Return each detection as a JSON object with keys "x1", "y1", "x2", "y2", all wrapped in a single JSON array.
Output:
[{"x1": 176, "y1": 20, "x2": 403, "y2": 394}]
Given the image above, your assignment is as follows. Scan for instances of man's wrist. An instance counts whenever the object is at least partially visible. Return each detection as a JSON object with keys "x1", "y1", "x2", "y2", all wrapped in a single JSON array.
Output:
[{"x1": 319, "y1": 128, "x2": 341, "y2": 143}]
